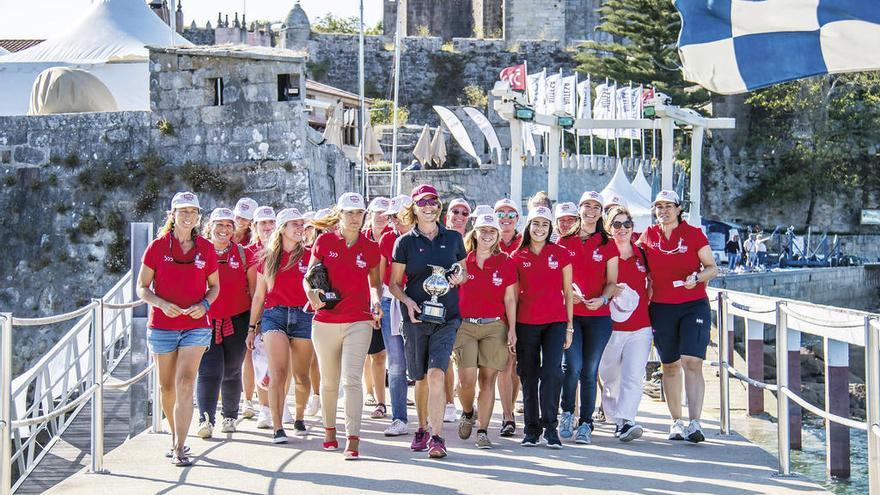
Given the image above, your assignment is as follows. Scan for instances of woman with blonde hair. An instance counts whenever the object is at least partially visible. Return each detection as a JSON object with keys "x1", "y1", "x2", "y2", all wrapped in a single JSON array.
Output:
[
  {"x1": 246, "y1": 208, "x2": 314, "y2": 444},
  {"x1": 137, "y1": 192, "x2": 219, "y2": 466},
  {"x1": 305, "y1": 193, "x2": 383, "y2": 460}
]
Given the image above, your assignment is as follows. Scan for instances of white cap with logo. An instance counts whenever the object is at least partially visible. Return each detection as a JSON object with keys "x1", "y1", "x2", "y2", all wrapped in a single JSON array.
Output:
[
  {"x1": 276, "y1": 208, "x2": 304, "y2": 225},
  {"x1": 610, "y1": 283, "x2": 640, "y2": 323},
  {"x1": 233, "y1": 197, "x2": 258, "y2": 219},
  {"x1": 209, "y1": 207, "x2": 235, "y2": 222},
  {"x1": 470, "y1": 204, "x2": 494, "y2": 218},
  {"x1": 578, "y1": 191, "x2": 603, "y2": 207},
  {"x1": 473, "y1": 212, "x2": 501, "y2": 231},
  {"x1": 337, "y1": 192, "x2": 366, "y2": 211},
  {"x1": 367, "y1": 196, "x2": 391, "y2": 212},
  {"x1": 526, "y1": 206, "x2": 554, "y2": 223},
  {"x1": 653, "y1": 190, "x2": 681, "y2": 205},
  {"x1": 171, "y1": 191, "x2": 200, "y2": 210},
  {"x1": 313, "y1": 208, "x2": 333, "y2": 221},
  {"x1": 253, "y1": 206, "x2": 276, "y2": 222},
  {"x1": 494, "y1": 198, "x2": 521, "y2": 215},
  {"x1": 385, "y1": 195, "x2": 412, "y2": 216},
  {"x1": 447, "y1": 198, "x2": 471, "y2": 213},
  {"x1": 603, "y1": 193, "x2": 627, "y2": 209},
  {"x1": 554, "y1": 202, "x2": 578, "y2": 218},
  {"x1": 303, "y1": 211, "x2": 316, "y2": 224}
]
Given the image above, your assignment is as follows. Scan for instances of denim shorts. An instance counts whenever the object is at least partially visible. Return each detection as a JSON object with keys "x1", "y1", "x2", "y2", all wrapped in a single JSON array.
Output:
[
  {"x1": 147, "y1": 327, "x2": 212, "y2": 354},
  {"x1": 261, "y1": 306, "x2": 313, "y2": 340}
]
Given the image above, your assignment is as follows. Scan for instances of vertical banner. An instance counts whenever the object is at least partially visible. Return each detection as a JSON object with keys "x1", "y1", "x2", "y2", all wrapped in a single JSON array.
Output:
[
  {"x1": 591, "y1": 83, "x2": 614, "y2": 139},
  {"x1": 545, "y1": 72, "x2": 561, "y2": 114},
  {"x1": 576, "y1": 77, "x2": 592, "y2": 119},
  {"x1": 527, "y1": 69, "x2": 546, "y2": 112},
  {"x1": 560, "y1": 75, "x2": 578, "y2": 115}
]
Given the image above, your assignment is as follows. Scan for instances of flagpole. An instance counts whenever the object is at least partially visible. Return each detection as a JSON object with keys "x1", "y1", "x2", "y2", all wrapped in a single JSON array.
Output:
[
  {"x1": 613, "y1": 79, "x2": 619, "y2": 164},
  {"x1": 628, "y1": 81, "x2": 634, "y2": 161},
  {"x1": 639, "y1": 84, "x2": 645, "y2": 159},
  {"x1": 574, "y1": 72, "x2": 580, "y2": 168},
  {"x1": 588, "y1": 74, "x2": 594, "y2": 169},
  {"x1": 604, "y1": 77, "x2": 609, "y2": 160},
  {"x1": 390, "y1": 0, "x2": 403, "y2": 196},
  {"x1": 358, "y1": 0, "x2": 367, "y2": 197}
]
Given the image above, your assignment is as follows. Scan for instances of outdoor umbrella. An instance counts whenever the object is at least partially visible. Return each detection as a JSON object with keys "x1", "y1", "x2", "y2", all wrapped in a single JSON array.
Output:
[
  {"x1": 412, "y1": 124, "x2": 432, "y2": 167},
  {"x1": 430, "y1": 125, "x2": 447, "y2": 168},
  {"x1": 360, "y1": 121, "x2": 385, "y2": 163},
  {"x1": 322, "y1": 114, "x2": 344, "y2": 148}
]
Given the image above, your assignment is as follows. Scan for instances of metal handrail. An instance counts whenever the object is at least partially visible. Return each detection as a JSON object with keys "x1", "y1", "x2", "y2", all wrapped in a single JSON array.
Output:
[
  {"x1": 9, "y1": 385, "x2": 99, "y2": 429},
  {"x1": 730, "y1": 301, "x2": 777, "y2": 314},
  {"x1": 11, "y1": 302, "x2": 98, "y2": 327},
  {"x1": 103, "y1": 300, "x2": 145, "y2": 310},
  {"x1": 782, "y1": 306, "x2": 866, "y2": 329},
  {"x1": 778, "y1": 386, "x2": 868, "y2": 431},
  {"x1": 714, "y1": 362, "x2": 779, "y2": 391},
  {"x1": 104, "y1": 363, "x2": 155, "y2": 391}
]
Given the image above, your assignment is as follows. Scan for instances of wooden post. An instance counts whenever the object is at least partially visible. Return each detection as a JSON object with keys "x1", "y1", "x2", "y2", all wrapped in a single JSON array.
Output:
[
  {"x1": 787, "y1": 329, "x2": 802, "y2": 450},
  {"x1": 825, "y1": 338, "x2": 850, "y2": 479},
  {"x1": 746, "y1": 319, "x2": 764, "y2": 415}
]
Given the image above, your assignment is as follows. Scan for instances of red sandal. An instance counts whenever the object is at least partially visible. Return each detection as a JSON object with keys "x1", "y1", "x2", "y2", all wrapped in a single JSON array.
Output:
[
  {"x1": 344, "y1": 435, "x2": 359, "y2": 460},
  {"x1": 323, "y1": 427, "x2": 338, "y2": 451}
]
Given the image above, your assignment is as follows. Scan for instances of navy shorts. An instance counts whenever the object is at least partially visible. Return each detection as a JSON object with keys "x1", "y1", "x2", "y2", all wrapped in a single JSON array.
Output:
[
  {"x1": 649, "y1": 299, "x2": 711, "y2": 364},
  {"x1": 261, "y1": 306, "x2": 313, "y2": 340},
  {"x1": 401, "y1": 318, "x2": 460, "y2": 381},
  {"x1": 368, "y1": 328, "x2": 386, "y2": 355}
]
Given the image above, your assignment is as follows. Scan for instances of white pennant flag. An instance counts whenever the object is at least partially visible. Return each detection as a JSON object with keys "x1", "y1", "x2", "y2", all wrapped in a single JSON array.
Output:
[
  {"x1": 560, "y1": 75, "x2": 577, "y2": 115},
  {"x1": 615, "y1": 86, "x2": 630, "y2": 139},
  {"x1": 576, "y1": 77, "x2": 591, "y2": 120},
  {"x1": 592, "y1": 83, "x2": 614, "y2": 139},
  {"x1": 545, "y1": 72, "x2": 561, "y2": 114},
  {"x1": 527, "y1": 69, "x2": 546, "y2": 113}
]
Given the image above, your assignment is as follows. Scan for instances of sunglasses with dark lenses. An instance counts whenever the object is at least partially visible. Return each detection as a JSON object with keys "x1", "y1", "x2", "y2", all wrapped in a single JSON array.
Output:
[
  {"x1": 496, "y1": 211, "x2": 518, "y2": 219},
  {"x1": 415, "y1": 198, "x2": 439, "y2": 208},
  {"x1": 450, "y1": 209, "x2": 469, "y2": 216},
  {"x1": 610, "y1": 220, "x2": 634, "y2": 229}
]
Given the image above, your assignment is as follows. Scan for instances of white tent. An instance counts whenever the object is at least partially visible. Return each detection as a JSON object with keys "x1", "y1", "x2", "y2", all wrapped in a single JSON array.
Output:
[
  {"x1": 28, "y1": 67, "x2": 119, "y2": 114},
  {"x1": 601, "y1": 163, "x2": 653, "y2": 231},
  {"x1": 0, "y1": 47, "x2": 9, "y2": 56},
  {"x1": 0, "y1": 0, "x2": 191, "y2": 115},
  {"x1": 631, "y1": 164, "x2": 653, "y2": 203}
]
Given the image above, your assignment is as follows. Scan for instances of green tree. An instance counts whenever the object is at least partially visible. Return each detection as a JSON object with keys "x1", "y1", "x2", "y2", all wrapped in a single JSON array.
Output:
[
  {"x1": 741, "y1": 73, "x2": 880, "y2": 225},
  {"x1": 312, "y1": 14, "x2": 382, "y2": 35},
  {"x1": 369, "y1": 99, "x2": 409, "y2": 126},
  {"x1": 575, "y1": 0, "x2": 709, "y2": 107}
]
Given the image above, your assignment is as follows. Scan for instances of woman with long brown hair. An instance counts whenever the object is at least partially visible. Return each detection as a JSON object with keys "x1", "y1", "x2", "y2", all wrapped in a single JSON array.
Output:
[
  {"x1": 493, "y1": 197, "x2": 522, "y2": 437},
  {"x1": 246, "y1": 208, "x2": 314, "y2": 444},
  {"x1": 137, "y1": 192, "x2": 219, "y2": 466}
]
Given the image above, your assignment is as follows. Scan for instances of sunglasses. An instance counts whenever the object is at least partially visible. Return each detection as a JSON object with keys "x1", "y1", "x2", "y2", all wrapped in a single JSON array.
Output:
[
  {"x1": 496, "y1": 211, "x2": 518, "y2": 219},
  {"x1": 610, "y1": 220, "x2": 634, "y2": 229},
  {"x1": 450, "y1": 209, "x2": 469, "y2": 216},
  {"x1": 415, "y1": 197, "x2": 439, "y2": 208}
]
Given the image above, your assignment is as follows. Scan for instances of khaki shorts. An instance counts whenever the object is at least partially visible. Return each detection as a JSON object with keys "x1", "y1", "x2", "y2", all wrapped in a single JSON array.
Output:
[{"x1": 453, "y1": 320, "x2": 508, "y2": 371}]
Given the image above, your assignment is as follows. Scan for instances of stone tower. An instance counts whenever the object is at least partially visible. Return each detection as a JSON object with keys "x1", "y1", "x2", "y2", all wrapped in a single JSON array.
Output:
[
  {"x1": 383, "y1": 0, "x2": 475, "y2": 40},
  {"x1": 504, "y1": 0, "x2": 566, "y2": 41},
  {"x1": 473, "y1": 0, "x2": 503, "y2": 38},
  {"x1": 281, "y1": 1, "x2": 311, "y2": 51},
  {"x1": 565, "y1": 0, "x2": 608, "y2": 42}
]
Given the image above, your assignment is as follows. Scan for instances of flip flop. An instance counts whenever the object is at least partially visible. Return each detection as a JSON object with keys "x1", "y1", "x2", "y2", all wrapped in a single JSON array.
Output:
[
  {"x1": 171, "y1": 453, "x2": 193, "y2": 467},
  {"x1": 165, "y1": 445, "x2": 190, "y2": 458}
]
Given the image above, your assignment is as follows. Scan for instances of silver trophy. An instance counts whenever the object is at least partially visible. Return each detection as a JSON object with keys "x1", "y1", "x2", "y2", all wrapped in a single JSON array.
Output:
[{"x1": 420, "y1": 264, "x2": 461, "y2": 324}]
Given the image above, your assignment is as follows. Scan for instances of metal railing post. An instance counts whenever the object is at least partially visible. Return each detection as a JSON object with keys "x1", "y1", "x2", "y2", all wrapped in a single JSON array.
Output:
[
  {"x1": 865, "y1": 317, "x2": 880, "y2": 494},
  {"x1": 90, "y1": 300, "x2": 107, "y2": 474},
  {"x1": 151, "y1": 355, "x2": 162, "y2": 434},
  {"x1": 775, "y1": 301, "x2": 791, "y2": 476},
  {"x1": 718, "y1": 291, "x2": 731, "y2": 435},
  {"x1": 1, "y1": 313, "x2": 12, "y2": 494}
]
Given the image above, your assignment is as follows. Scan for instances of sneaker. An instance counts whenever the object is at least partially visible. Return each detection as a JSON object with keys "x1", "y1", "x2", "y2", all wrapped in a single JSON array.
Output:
[
  {"x1": 384, "y1": 419, "x2": 409, "y2": 437},
  {"x1": 197, "y1": 414, "x2": 213, "y2": 439},
  {"x1": 256, "y1": 406, "x2": 272, "y2": 429},
  {"x1": 443, "y1": 403, "x2": 458, "y2": 423},
  {"x1": 575, "y1": 422, "x2": 592, "y2": 444},
  {"x1": 544, "y1": 429, "x2": 563, "y2": 449},
  {"x1": 515, "y1": 403, "x2": 524, "y2": 414},
  {"x1": 559, "y1": 411, "x2": 574, "y2": 439},
  {"x1": 220, "y1": 417, "x2": 236, "y2": 433},
  {"x1": 614, "y1": 422, "x2": 622, "y2": 438},
  {"x1": 293, "y1": 419, "x2": 308, "y2": 436},
  {"x1": 428, "y1": 435, "x2": 448, "y2": 458},
  {"x1": 499, "y1": 420, "x2": 516, "y2": 437},
  {"x1": 520, "y1": 432, "x2": 539, "y2": 447},
  {"x1": 242, "y1": 400, "x2": 257, "y2": 419},
  {"x1": 686, "y1": 419, "x2": 705, "y2": 443},
  {"x1": 305, "y1": 394, "x2": 320, "y2": 417},
  {"x1": 273, "y1": 429, "x2": 288, "y2": 444},
  {"x1": 458, "y1": 412, "x2": 475, "y2": 440},
  {"x1": 410, "y1": 428, "x2": 429, "y2": 451},
  {"x1": 619, "y1": 421, "x2": 644, "y2": 442},
  {"x1": 475, "y1": 430, "x2": 492, "y2": 449},
  {"x1": 668, "y1": 419, "x2": 686, "y2": 441},
  {"x1": 282, "y1": 403, "x2": 294, "y2": 424}
]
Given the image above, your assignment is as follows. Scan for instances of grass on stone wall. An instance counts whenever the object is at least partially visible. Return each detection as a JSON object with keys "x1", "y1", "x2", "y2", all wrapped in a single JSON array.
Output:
[
  {"x1": 428, "y1": 52, "x2": 466, "y2": 104},
  {"x1": 104, "y1": 211, "x2": 127, "y2": 273},
  {"x1": 4, "y1": 175, "x2": 17, "y2": 187},
  {"x1": 78, "y1": 214, "x2": 101, "y2": 236},
  {"x1": 181, "y1": 161, "x2": 227, "y2": 194}
]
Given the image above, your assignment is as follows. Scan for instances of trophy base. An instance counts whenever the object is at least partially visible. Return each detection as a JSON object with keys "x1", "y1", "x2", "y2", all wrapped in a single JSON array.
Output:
[
  {"x1": 420, "y1": 302, "x2": 446, "y2": 324},
  {"x1": 320, "y1": 292, "x2": 340, "y2": 310}
]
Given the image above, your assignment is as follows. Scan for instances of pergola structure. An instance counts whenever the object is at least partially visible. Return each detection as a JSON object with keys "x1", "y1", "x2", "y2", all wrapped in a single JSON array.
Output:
[{"x1": 491, "y1": 83, "x2": 735, "y2": 226}]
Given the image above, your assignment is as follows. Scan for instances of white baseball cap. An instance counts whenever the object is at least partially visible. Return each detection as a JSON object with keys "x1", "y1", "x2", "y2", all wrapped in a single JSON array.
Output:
[
  {"x1": 171, "y1": 191, "x2": 200, "y2": 210},
  {"x1": 526, "y1": 206, "x2": 554, "y2": 223},
  {"x1": 233, "y1": 197, "x2": 258, "y2": 219},
  {"x1": 385, "y1": 195, "x2": 412, "y2": 216},
  {"x1": 337, "y1": 192, "x2": 366, "y2": 211},
  {"x1": 610, "y1": 284, "x2": 640, "y2": 323},
  {"x1": 448, "y1": 198, "x2": 471, "y2": 213},
  {"x1": 554, "y1": 202, "x2": 578, "y2": 218},
  {"x1": 367, "y1": 196, "x2": 391, "y2": 212},
  {"x1": 303, "y1": 211, "x2": 316, "y2": 224},
  {"x1": 473, "y1": 212, "x2": 501, "y2": 231},
  {"x1": 253, "y1": 206, "x2": 276, "y2": 222},
  {"x1": 276, "y1": 208, "x2": 304, "y2": 225},
  {"x1": 470, "y1": 204, "x2": 493, "y2": 218},
  {"x1": 653, "y1": 190, "x2": 681, "y2": 205},
  {"x1": 603, "y1": 194, "x2": 627, "y2": 209},
  {"x1": 209, "y1": 207, "x2": 235, "y2": 223},
  {"x1": 578, "y1": 191, "x2": 603, "y2": 207},
  {"x1": 494, "y1": 198, "x2": 520, "y2": 215},
  {"x1": 313, "y1": 207, "x2": 333, "y2": 221}
]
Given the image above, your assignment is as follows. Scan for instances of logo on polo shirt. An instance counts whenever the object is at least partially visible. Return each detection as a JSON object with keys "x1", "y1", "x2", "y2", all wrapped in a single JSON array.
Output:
[
  {"x1": 195, "y1": 253, "x2": 206, "y2": 270},
  {"x1": 636, "y1": 259, "x2": 646, "y2": 273},
  {"x1": 164, "y1": 255, "x2": 174, "y2": 262},
  {"x1": 328, "y1": 251, "x2": 339, "y2": 258},
  {"x1": 467, "y1": 273, "x2": 475, "y2": 280},
  {"x1": 299, "y1": 260, "x2": 308, "y2": 273},
  {"x1": 230, "y1": 258, "x2": 240, "y2": 269},
  {"x1": 356, "y1": 253, "x2": 366, "y2": 269},
  {"x1": 679, "y1": 243, "x2": 688, "y2": 253},
  {"x1": 548, "y1": 255, "x2": 558, "y2": 270},
  {"x1": 492, "y1": 270, "x2": 503, "y2": 286},
  {"x1": 592, "y1": 249, "x2": 603, "y2": 262},
  {"x1": 522, "y1": 261, "x2": 531, "y2": 268}
]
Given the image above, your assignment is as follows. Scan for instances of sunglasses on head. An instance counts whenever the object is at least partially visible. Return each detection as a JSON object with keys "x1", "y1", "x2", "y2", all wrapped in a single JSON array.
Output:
[
  {"x1": 450, "y1": 209, "x2": 469, "y2": 216},
  {"x1": 611, "y1": 220, "x2": 634, "y2": 229},
  {"x1": 496, "y1": 211, "x2": 518, "y2": 219},
  {"x1": 415, "y1": 197, "x2": 439, "y2": 208}
]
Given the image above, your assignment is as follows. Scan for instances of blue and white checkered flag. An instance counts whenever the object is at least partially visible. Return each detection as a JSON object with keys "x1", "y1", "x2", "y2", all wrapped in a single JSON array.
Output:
[{"x1": 675, "y1": 0, "x2": 880, "y2": 94}]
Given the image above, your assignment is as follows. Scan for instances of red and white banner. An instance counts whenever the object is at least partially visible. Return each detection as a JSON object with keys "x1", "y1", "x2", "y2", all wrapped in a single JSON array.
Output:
[{"x1": 499, "y1": 63, "x2": 527, "y2": 91}]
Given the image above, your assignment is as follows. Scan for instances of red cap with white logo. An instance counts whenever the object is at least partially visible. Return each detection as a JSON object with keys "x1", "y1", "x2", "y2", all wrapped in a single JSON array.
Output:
[
  {"x1": 337, "y1": 192, "x2": 366, "y2": 211},
  {"x1": 411, "y1": 184, "x2": 438, "y2": 201}
]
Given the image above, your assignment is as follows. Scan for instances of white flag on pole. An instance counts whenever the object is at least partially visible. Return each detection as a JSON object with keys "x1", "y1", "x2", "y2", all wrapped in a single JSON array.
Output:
[
  {"x1": 591, "y1": 83, "x2": 614, "y2": 139},
  {"x1": 527, "y1": 69, "x2": 546, "y2": 113},
  {"x1": 544, "y1": 72, "x2": 561, "y2": 113},
  {"x1": 560, "y1": 75, "x2": 577, "y2": 115},
  {"x1": 576, "y1": 77, "x2": 591, "y2": 119}
]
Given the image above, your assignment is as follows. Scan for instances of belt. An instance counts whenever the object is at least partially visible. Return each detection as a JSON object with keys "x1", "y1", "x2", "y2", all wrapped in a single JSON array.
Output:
[{"x1": 466, "y1": 317, "x2": 501, "y2": 325}]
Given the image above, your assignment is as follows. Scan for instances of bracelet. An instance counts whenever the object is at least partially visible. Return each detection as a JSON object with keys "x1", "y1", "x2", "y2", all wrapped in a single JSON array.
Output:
[
  {"x1": 566, "y1": 328, "x2": 574, "y2": 333},
  {"x1": 601, "y1": 295, "x2": 609, "y2": 305},
  {"x1": 201, "y1": 299, "x2": 211, "y2": 311}
]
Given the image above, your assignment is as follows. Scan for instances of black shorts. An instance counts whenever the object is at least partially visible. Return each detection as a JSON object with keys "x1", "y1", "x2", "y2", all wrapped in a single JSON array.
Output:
[
  {"x1": 368, "y1": 328, "x2": 386, "y2": 355},
  {"x1": 649, "y1": 299, "x2": 711, "y2": 364},
  {"x1": 401, "y1": 319, "x2": 460, "y2": 381}
]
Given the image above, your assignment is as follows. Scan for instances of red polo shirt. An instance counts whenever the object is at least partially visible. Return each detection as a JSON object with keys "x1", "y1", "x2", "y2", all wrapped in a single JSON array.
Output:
[
  {"x1": 511, "y1": 243, "x2": 572, "y2": 325},
  {"x1": 558, "y1": 233, "x2": 617, "y2": 317},
  {"x1": 613, "y1": 244, "x2": 651, "y2": 331},
  {"x1": 143, "y1": 234, "x2": 218, "y2": 330},
  {"x1": 312, "y1": 232, "x2": 380, "y2": 323},
  {"x1": 638, "y1": 221, "x2": 709, "y2": 304},
  {"x1": 246, "y1": 240, "x2": 263, "y2": 259},
  {"x1": 209, "y1": 243, "x2": 253, "y2": 319},
  {"x1": 459, "y1": 251, "x2": 516, "y2": 320},
  {"x1": 499, "y1": 232, "x2": 522, "y2": 256},
  {"x1": 379, "y1": 230, "x2": 405, "y2": 287},
  {"x1": 259, "y1": 248, "x2": 311, "y2": 309},
  {"x1": 363, "y1": 225, "x2": 392, "y2": 243}
]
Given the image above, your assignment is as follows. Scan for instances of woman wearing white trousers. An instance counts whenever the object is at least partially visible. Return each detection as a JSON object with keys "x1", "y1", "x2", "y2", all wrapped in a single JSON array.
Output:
[{"x1": 599, "y1": 206, "x2": 653, "y2": 442}]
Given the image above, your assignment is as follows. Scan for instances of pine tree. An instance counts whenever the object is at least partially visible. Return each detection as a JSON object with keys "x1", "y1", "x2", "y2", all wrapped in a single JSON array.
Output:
[{"x1": 576, "y1": 0, "x2": 709, "y2": 107}]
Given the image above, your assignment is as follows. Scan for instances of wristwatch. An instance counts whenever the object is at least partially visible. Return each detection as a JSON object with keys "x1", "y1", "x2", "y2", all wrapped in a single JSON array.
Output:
[{"x1": 601, "y1": 295, "x2": 609, "y2": 305}]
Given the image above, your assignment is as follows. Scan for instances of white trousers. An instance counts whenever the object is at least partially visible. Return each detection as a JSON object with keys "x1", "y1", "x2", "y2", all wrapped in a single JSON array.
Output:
[{"x1": 598, "y1": 327, "x2": 653, "y2": 423}]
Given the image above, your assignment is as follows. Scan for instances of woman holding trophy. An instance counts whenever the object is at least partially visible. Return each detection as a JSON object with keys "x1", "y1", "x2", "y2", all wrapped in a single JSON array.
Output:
[
  {"x1": 390, "y1": 184, "x2": 467, "y2": 459},
  {"x1": 304, "y1": 193, "x2": 383, "y2": 460}
]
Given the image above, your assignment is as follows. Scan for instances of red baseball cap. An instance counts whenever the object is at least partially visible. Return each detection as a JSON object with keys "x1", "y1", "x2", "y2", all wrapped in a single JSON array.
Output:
[{"x1": 411, "y1": 184, "x2": 438, "y2": 201}]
